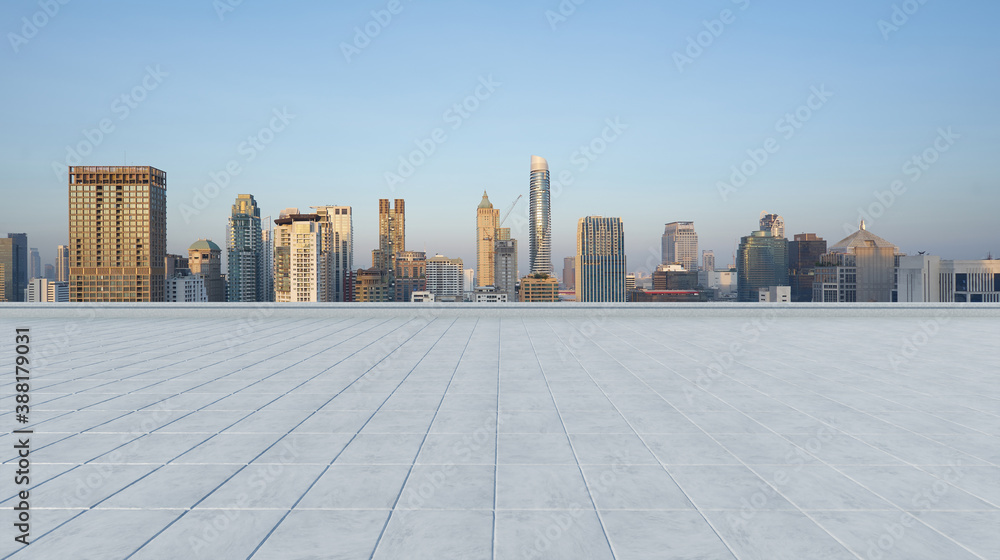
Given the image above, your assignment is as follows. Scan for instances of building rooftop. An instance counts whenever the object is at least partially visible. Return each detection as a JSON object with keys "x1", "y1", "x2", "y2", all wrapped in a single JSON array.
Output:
[
  {"x1": 478, "y1": 191, "x2": 493, "y2": 210},
  {"x1": 830, "y1": 221, "x2": 899, "y2": 252},
  {"x1": 188, "y1": 239, "x2": 221, "y2": 252},
  {"x1": 1, "y1": 304, "x2": 997, "y2": 559}
]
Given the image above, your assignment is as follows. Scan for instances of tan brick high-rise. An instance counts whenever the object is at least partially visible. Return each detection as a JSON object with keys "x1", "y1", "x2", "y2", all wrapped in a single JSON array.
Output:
[
  {"x1": 476, "y1": 191, "x2": 499, "y2": 287},
  {"x1": 68, "y1": 166, "x2": 166, "y2": 302}
]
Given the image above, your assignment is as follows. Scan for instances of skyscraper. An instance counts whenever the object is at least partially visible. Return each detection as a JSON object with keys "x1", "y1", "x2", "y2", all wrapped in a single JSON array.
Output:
[
  {"x1": 562, "y1": 256, "x2": 575, "y2": 290},
  {"x1": 529, "y1": 155, "x2": 551, "y2": 275},
  {"x1": 227, "y1": 194, "x2": 264, "y2": 302},
  {"x1": 68, "y1": 166, "x2": 166, "y2": 302},
  {"x1": 44, "y1": 264, "x2": 56, "y2": 281},
  {"x1": 1, "y1": 235, "x2": 28, "y2": 302},
  {"x1": 788, "y1": 233, "x2": 827, "y2": 302},
  {"x1": 476, "y1": 191, "x2": 500, "y2": 287},
  {"x1": 29, "y1": 248, "x2": 41, "y2": 279},
  {"x1": 662, "y1": 222, "x2": 698, "y2": 271},
  {"x1": 760, "y1": 212, "x2": 785, "y2": 239},
  {"x1": 576, "y1": 216, "x2": 626, "y2": 303},
  {"x1": 261, "y1": 227, "x2": 274, "y2": 301},
  {"x1": 394, "y1": 250, "x2": 426, "y2": 303},
  {"x1": 314, "y1": 205, "x2": 353, "y2": 302},
  {"x1": 274, "y1": 210, "x2": 322, "y2": 302},
  {"x1": 495, "y1": 238, "x2": 518, "y2": 302},
  {"x1": 188, "y1": 240, "x2": 224, "y2": 302},
  {"x1": 702, "y1": 250, "x2": 715, "y2": 272},
  {"x1": 56, "y1": 244, "x2": 69, "y2": 282},
  {"x1": 373, "y1": 199, "x2": 404, "y2": 273},
  {"x1": 736, "y1": 230, "x2": 789, "y2": 302}
]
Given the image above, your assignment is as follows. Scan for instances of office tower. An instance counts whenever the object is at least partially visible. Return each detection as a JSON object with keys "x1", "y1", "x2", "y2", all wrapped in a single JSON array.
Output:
[
  {"x1": 227, "y1": 194, "x2": 263, "y2": 302},
  {"x1": 519, "y1": 275, "x2": 559, "y2": 302},
  {"x1": 760, "y1": 212, "x2": 785, "y2": 239},
  {"x1": 353, "y1": 268, "x2": 392, "y2": 302},
  {"x1": 626, "y1": 273, "x2": 636, "y2": 292},
  {"x1": 164, "y1": 254, "x2": 189, "y2": 277},
  {"x1": 813, "y1": 221, "x2": 900, "y2": 303},
  {"x1": 261, "y1": 227, "x2": 274, "y2": 301},
  {"x1": 562, "y1": 256, "x2": 575, "y2": 290},
  {"x1": 495, "y1": 238, "x2": 518, "y2": 302},
  {"x1": 788, "y1": 233, "x2": 827, "y2": 302},
  {"x1": 575, "y1": 216, "x2": 626, "y2": 303},
  {"x1": 0, "y1": 263, "x2": 4, "y2": 301},
  {"x1": 29, "y1": 248, "x2": 41, "y2": 279},
  {"x1": 274, "y1": 210, "x2": 322, "y2": 302},
  {"x1": 44, "y1": 264, "x2": 56, "y2": 281},
  {"x1": 394, "y1": 251, "x2": 426, "y2": 303},
  {"x1": 476, "y1": 191, "x2": 500, "y2": 287},
  {"x1": 373, "y1": 199, "x2": 404, "y2": 272},
  {"x1": 653, "y1": 264, "x2": 699, "y2": 290},
  {"x1": 1, "y1": 234, "x2": 28, "y2": 302},
  {"x1": 56, "y1": 245, "x2": 69, "y2": 282},
  {"x1": 702, "y1": 250, "x2": 715, "y2": 272},
  {"x1": 661, "y1": 222, "x2": 698, "y2": 271},
  {"x1": 166, "y1": 270, "x2": 207, "y2": 302},
  {"x1": 188, "y1": 240, "x2": 224, "y2": 302},
  {"x1": 736, "y1": 230, "x2": 789, "y2": 302},
  {"x1": 313, "y1": 206, "x2": 353, "y2": 303},
  {"x1": 426, "y1": 255, "x2": 464, "y2": 302},
  {"x1": 25, "y1": 278, "x2": 69, "y2": 302},
  {"x1": 68, "y1": 166, "x2": 166, "y2": 302},
  {"x1": 529, "y1": 155, "x2": 551, "y2": 275},
  {"x1": 463, "y1": 268, "x2": 475, "y2": 291},
  {"x1": 897, "y1": 255, "x2": 1000, "y2": 302}
]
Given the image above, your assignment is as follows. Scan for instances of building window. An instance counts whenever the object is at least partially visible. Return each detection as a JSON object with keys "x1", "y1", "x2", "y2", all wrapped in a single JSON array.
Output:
[
  {"x1": 955, "y1": 293, "x2": 967, "y2": 303},
  {"x1": 970, "y1": 294, "x2": 983, "y2": 303},
  {"x1": 955, "y1": 273, "x2": 968, "y2": 292}
]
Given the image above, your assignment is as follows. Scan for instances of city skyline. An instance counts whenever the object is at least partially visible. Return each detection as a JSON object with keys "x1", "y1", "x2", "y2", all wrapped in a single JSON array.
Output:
[{"x1": 2, "y1": 2, "x2": 997, "y2": 271}]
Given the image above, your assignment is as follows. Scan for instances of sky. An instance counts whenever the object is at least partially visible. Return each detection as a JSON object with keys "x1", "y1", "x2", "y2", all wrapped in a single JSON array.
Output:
[{"x1": 1, "y1": 0, "x2": 998, "y2": 275}]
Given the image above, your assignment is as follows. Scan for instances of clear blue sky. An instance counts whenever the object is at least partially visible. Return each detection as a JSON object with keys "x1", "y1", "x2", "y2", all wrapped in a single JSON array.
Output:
[{"x1": 2, "y1": 0, "x2": 998, "y2": 273}]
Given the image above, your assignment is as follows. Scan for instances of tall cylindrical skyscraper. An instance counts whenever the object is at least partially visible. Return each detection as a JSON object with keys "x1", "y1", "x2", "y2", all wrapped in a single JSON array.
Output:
[{"x1": 529, "y1": 155, "x2": 551, "y2": 275}]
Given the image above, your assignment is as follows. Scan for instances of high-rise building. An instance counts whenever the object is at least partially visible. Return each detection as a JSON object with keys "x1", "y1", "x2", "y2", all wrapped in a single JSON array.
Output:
[
  {"x1": 463, "y1": 268, "x2": 475, "y2": 292},
  {"x1": 188, "y1": 240, "x2": 224, "y2": 302},
  {"x1": 653, "y1": 264, "x2": 699, "y2": 291},
  {"x1": 736, "y1": 230, "x2": 789, "y2": 302},
  {"x1": 44, "y1": 264, "x2": 56, "y2": 281},
  {"x1": 25, "y1": 278, "x2": 69, "y2": 302},
  {"x1": 562, "y1": 256, "x2": 575, "y2": 290},
  {"x1": 354, "y1": 268, "x2": 392, "y2": 302},
  {"x1": 394, "y1": 250, "x2": 426, "y2": 303},
  {"x1": 813, "y1": 221, "x2": 900, "y2": 303},
  {"x1": 476, "y1": 191, "x2": 500, "y2": 287},
  {"x1": 702, "y1": 250, "x2": 715, "y2": 272},
  {"x1": 29, "y1": 248, "x2": 41, "y2": 279},
  {"x1": 529, "y1": 156, "x2": 552, "y2": 275},
  {"x1": 760, "y1": 212, "x2": 785, "y2": 239},
  {"x1": 495, "y1": 238, "x2": 518, "y2": 302},
  {"x1": 897, "y1": 255, "x2": 1000, "y2": 302},
  {"x1": 56, "y1": 245, "x2": 69, "y2": 282},
  {"x1": 274, "y1": 210, "x2": 323, "y2": 302},
  {"x1": 261, "y1": 227, "x2": 274, "y2": 302},
  {"x1": 788, "y1": 233, "x2": 827, "y2": 302},
  {"x1": 519, "y1": 274, "x2": 559, "y2": 302},
  {"x1": 626, "y1": 273, "x2": 636, "y2": 292},
  {"x1": 68, "y1": 166, "x2": 166, "y2": 302},
  {"x1": 227, "y1": 194, "x2": 264, "y2": 302},
  {"x1": 662, "y1": 222, "x2": 698, "y2": 271},
  {"x1": 0, "y1": 263, "x2": 5, "y2": 301},
  {"x1": 314, "y1": 205, "x2": 353, "y2": 302},
  {"x1": 373, "y1": 199, "x2": 404, "y2": 273},
  {"x1": 426, "y1": 255, "x2": 463, "y2": 302},
  {"x1": 165, "y1": 270, "x2": 207, "y2": 302},
  {"x1": 576, "y1": 216, "x2": 626, "y2": 303},
  {"x1": 1, "y1": 235, "x2": 28, "y2": 302}
]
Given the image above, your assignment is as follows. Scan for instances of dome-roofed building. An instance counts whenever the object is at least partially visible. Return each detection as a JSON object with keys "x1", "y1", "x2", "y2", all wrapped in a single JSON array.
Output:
[{"x1": 813, "y1": 221, "x2": 903, "y2": 302}]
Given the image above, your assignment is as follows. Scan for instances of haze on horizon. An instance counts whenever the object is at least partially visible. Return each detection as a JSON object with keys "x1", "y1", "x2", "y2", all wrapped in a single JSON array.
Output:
[{"x1": 1, "y1": 0, "x2": 997, "y2": 271}]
